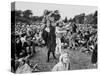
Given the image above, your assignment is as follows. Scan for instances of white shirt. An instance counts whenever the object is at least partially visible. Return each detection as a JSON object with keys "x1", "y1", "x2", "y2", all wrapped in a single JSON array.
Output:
[
  {"x1": 16, "y1": 63, "x2": 32, "y2": 73},
  {"x1": 45, "y1": 27, "x2": 50, "y2": 33},
  {"x1": 20, "y1": 37, "x2": 26, "y2": 46},
  {"x1": 52, "y1": 62, "x2": 69, "y2": 71}
]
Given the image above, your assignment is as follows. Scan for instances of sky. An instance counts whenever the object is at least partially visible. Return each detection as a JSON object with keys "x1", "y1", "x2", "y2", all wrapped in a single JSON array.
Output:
[{"x1": 15, "y1": 1, "x2": 97, "y2": 19}]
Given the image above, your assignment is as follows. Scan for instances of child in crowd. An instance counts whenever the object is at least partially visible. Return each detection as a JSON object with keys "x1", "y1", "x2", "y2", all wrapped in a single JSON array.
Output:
[{"x1": 52, "y1": 53, "x2": 70, "y2": 71}]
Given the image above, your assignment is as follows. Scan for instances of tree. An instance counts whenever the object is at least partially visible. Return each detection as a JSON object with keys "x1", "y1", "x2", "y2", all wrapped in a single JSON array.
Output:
[
  {"x1": 91, "y1": 11, "x2": 97, "y2": 28},
  {"x1": 14, "y1": 10, "x2": 33, "y2": 25},
  {"x1": 54, "y1": 10, "x2": 59, "y2": 14},
  {"x1": 43, "y1": 10, "x2": 52, "y2": 16},
  {"x1": 73, "y1": 13, "x2": 85, "y2": 24},
  {"x1": 68, "y1": 18, "x2": 73, "y2": 22},
  {"x1": 15, "y1": 10, "x2": 23, "y2": 23},
  {"x1": 51, "y1": 10, "x2": 61, "y2": 21},
  {"x1": 94, "y1": 11, "x2": 97, "y2": 17},
  {"x1": 84, "y1": 14, "x2": 94, "y2": 24},
  {"x1": 15, "y1": 10, "x2": 23, "y2": 17},
  {"x1": 23, "y1": 10, "x2": 33, "y2": 19},
  {"x1": 93, "y1": 11, "x2": 97, "y2": 24},
  {"x1": 63, "y1": 17, "x2": 68, "y2": 23}
]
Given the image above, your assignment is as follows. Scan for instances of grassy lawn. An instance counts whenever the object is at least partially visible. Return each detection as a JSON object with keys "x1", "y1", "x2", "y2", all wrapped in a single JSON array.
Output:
[{"x1": 28, "y1": 46, "x2": 97, "y2": 72}]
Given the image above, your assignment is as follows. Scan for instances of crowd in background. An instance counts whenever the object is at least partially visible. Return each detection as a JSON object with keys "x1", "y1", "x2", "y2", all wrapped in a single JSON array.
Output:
[{"x1": 11, "y1": 10, "x2": 97, "y2": 73}]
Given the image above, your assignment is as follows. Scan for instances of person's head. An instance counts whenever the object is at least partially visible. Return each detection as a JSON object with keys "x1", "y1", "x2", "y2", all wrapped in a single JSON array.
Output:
[
  {"x1": 59, "y1": 53, "x2": 69, "y2": 64},
  {"x1": 26, "y1": 36, "x2": 31, "y2": 41},
  {"x1": 50, "y1": 13, "x2": 55, "y2": 22},
  {"x1": 59, "y1": 21, "x2": 64, "y2": 27},
  {"x1": 50, "y1": 17, "x2": 55, "y2": 22},
  {"x1": 46, "y1": 20, "x2": 50, "y2": 27},
  {"x1": 85, "y1": 31, "x2": 88, "y2": 35}
]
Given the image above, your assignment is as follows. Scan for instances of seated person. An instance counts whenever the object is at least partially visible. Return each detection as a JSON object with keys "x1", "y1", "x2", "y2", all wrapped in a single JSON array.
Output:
[
  {"x1": 15, "y1": 35, "x2": 23, "y2": 59},
  {"x1": 23, "y1": 36, "x2": 36, "y2": 56},
  {"x1": 52, "y1": 53, "x2": 70, "y2": 71}
]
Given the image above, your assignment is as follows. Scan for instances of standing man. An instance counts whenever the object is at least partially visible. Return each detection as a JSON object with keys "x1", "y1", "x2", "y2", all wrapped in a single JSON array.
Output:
[{"x1": 46, "y1": 19, "x2": 57, "y2": 62}]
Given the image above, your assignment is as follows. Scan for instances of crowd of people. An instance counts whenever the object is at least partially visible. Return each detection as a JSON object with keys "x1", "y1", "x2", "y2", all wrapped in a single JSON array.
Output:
[{"x1": 11, "y1": 10, "x2": 97, "y2": 73}]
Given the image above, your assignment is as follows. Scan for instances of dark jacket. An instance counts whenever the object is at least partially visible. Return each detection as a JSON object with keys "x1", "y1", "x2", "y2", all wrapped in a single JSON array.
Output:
[
  {"x1": 16, "y1": 40, "x2": 23, "y2": 58},
  {"x1": 47, "y1": 25, "x2": 56, "y2": 51}
]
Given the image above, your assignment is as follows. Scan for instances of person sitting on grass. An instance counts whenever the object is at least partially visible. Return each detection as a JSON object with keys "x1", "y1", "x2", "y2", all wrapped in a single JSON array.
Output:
[{"x1": 52, "y1": 53, "x2": 70, "y2": 71}]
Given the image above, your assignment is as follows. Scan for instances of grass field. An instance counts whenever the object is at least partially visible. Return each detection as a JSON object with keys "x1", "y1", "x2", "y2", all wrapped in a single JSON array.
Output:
[{"x1": 28, "y1": 46, "x2": 97, "y2": 72}]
